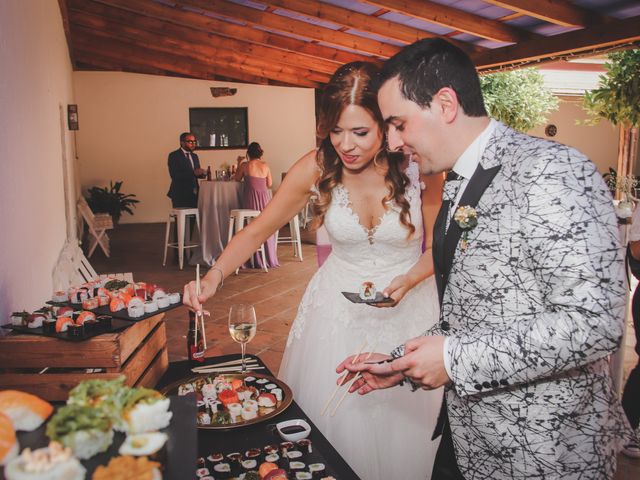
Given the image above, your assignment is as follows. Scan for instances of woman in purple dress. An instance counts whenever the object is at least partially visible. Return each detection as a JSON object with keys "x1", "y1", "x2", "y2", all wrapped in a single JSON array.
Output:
[{"x1": 236, "y1": 142, "x2": 279, "y2": 268}]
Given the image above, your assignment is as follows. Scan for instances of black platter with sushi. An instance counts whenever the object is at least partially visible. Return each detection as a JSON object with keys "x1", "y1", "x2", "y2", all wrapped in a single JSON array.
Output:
[
  {"x1": 196, "y1": 438, "x2": 340, "y2": 480},
  {"x1": 2, "y1": 315, "x2": 131, "y2": 342},
  {"x1": 161, "y1": 373, "x2": 293, "y2": 430}
]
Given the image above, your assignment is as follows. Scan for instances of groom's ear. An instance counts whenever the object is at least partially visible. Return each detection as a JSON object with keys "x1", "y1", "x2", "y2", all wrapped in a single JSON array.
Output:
[{"x1": 434, "y1": 87, "x2": 459, "y2": 124}]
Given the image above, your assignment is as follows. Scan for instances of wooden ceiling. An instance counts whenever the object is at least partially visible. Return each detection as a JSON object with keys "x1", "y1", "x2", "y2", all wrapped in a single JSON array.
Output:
[{"x1": 59, "y1": 0, "x2": 640, "y2": 88}]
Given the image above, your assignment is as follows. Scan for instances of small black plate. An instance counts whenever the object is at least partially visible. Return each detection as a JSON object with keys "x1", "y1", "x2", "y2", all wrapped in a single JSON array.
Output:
[
  {"x1": 2, "y1": 317, "x2": 131, "y2": 342},
  {"x1": 341, "y1": 291, "x2": 395, "y2": 305}
]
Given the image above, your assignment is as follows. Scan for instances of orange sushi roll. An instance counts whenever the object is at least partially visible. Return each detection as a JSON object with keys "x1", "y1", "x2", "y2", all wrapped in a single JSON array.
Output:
[
  {"x1": 55, "y1": 316, "x2": 74, "y2": 333},
  {"x1": 0, "y1": 390, "x2": 53, "y2": 431},
  {"x1": 0, "y1": 412, "x2": 17, "y2": 465},
  {"x1": 109, "y1": 297, "x2": 125, "y2": 312},
  {"x1": 75, "y1": 311, "x2": 96, "y2": 325}
]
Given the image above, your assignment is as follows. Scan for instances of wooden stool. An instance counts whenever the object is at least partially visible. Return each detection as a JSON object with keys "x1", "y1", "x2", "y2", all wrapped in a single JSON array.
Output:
[
  {"x1": 163, "y1": 208, "x2": 200, "y2": 270},
  {"x1": 228, "y1": 209, "x2": 268, "y2": 274}
]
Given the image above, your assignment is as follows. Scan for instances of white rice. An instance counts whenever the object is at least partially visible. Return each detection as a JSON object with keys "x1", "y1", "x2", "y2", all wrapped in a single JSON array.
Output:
[
  {"x1": 125, "y1": 398, "x2": 172, "y2": 434},
  {"x1": 60, "y1": 429, "x2": 114, "y2": 460}
]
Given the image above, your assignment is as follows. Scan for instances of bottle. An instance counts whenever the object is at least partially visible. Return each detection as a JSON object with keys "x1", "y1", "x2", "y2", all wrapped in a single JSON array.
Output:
[
  {"x1": 209, "y1": 132, "x2": 216, "y2": 147},
  {"x1": 206, "y1": 166, "x2": 212, "y2": 181},
  {"x1": 187, "y1": 311, "x2": 205, "y2": 364}
]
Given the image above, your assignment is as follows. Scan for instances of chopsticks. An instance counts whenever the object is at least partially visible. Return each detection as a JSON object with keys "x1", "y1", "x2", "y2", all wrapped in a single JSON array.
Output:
[
  {"x1": 320, "y1": 341, "x2": 372, "y2": 417},
  {"x1": 195, "y1": 264, "x2": 207, "y2": 350},
  {"x1": 192, "y1": 357, "x2": 259, "y2": 370},
  {"x1": 191, "y1": 364, "x2": 265, "y2": 374}
]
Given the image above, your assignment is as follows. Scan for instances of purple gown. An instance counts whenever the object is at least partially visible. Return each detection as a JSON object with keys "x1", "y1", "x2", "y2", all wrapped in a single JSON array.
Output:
[{"x1": 242, "y1": 175, "x2": 279, "y2": 268}]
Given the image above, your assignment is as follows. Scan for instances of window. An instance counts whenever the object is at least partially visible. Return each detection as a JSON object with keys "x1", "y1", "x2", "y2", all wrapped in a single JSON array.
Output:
[{"x1": 189, "y1": 107, "x2": 248, "y2": 150}]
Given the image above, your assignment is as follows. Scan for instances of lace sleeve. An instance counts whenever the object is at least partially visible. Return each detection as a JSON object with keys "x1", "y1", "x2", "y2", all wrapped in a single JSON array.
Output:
[{"x1": 403, "y1": 161, "x2": 422, "y2": 203}]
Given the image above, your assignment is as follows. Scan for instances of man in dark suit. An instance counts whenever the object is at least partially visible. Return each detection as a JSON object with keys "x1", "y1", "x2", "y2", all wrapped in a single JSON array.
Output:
[{"x1": 167, "y1": 132, "x2": 206, "y2": 208}]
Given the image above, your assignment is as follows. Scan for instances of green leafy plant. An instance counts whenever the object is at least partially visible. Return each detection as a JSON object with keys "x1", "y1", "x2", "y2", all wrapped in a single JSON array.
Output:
[
  {"x1": 582, "y1": 49, "x2": 640, "y2": 192},
  {"x1": 85, "y1": 181, "x2": 139, "y2": 223},
  {"x1": 480, "y1": 68, "x2": 559, "y2": 132}
]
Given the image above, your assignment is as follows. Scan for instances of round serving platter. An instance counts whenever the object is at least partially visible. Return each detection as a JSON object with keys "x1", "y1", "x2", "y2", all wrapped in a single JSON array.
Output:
[{"x1": 161, "y1": 372, "x2": 293, "y2": 430}]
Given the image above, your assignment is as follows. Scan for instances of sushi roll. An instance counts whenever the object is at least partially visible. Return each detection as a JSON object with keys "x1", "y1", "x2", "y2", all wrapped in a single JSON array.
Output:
[
  {"x1": 118, "y1": 432, "x2": 168, "y2": 460},
  {"x1": 201, "y1": 383, "x2": 217, "y2": 400},
  {"x1": 258, "y1": 462, "x2": 279, "y2": 478},
  {"x1": 265, "y1": 383, "x2": 278, "y2": 390},
  {"x1": 51, "y1": 290, "x2": 68, "y2": 303},
  {"x1": 156, "y1": 295, "x2": 170, "y2": 309},
  {"x1": 10, "y1": 312, "x2": 29, "y2": 327},
  {"x1": 55, "y1": 317, "x2": 74, "y2": 333},
  {"x1": 272, "y1": 388, "x2": 283, "y2": 402},
  {"x1": 287, "y1": 450, "x2": 303, "y2": 460},
  {"x1": 25, "y1": 313, "x2": 46, "y2": 329},
  {"x1": 4, "y1": 441, "x2": 85, "y2": 480},
  {"x1": 242, "y1": 459, "x2": 258, "y2": 470},
  {"x1": 289, "y1": 461, "x2": 306, "y2": 471},
  {"x1": 128, "y1": 296, "x2": 145, "y2": 310},
  {"x1": 143, "y1": 300, "x2": 158, "y2": 314},
  {"x1": 255, "y1": 378, "x2": 269, "y2": 386},
  {"x1": 119, "y1": 387, "x2": 173, "y2": 434},
  {"x1": 265, "y1": 453, "x2": 280, "y2": 463},
  {"x1": 309, "y1": 463, "x2": 326, "y2": 478},
  {"x1": 42, "y1": 318, "x2": 57, "y2": 334},
  {"x1": 263, "y1": 468, "x2": 289, "y2": 480},
  {"x1": 243, "y1": 399, "x2": 259, "y2": 411},
  {"x1": 296, "y1": 473, "x2": 312, "y2": 480},
  {"x1": 227, "y1": 402, "x2": 242, "y2": 420},
  {"x1": 359, "y1": 281, "x2": 376, "y2": 301},
  {"x1": 109, "y1": 297, "x2": 125, "y2": 312},
  {"x1": 297, "y1": 439, "x2": 312, "y2": 454},
  {"x1": 198, "y1": 411, "x2": 211, "y2": 425},
  {"x1": 257, "y1": 392, "x2": 277, "y2": 408},
  {"x1": 81, "y1": 297, "x2": 99, "y2": 310},
  {"x1": 196, "y1": 467, "x2": 210, "y2": 477},
  {"x1": 168, "y1": 292, "x2": 181, "y2": 304},
  {"x1": 127, "y1": 304, "x2": 145, "y2": 319},
  {"x1": 152, "y1": 289, "x2": 167, "y2": 302},
  {"x1": 241, "y1": 406, "x2": 258, "y2": 421},
  {"x1": 45, "y1": 405, "x2": 113, "y2": 459},
  {"x1": 207, "y1": 452, "x2": 224, "y2": 466},
  {"x1": 74, "y1": 311, "x2": 96, "y2": 326},
  {"x1": 213, "y1": 462, "x2": 232, "y2": 479},
  {"x1": 0, "y1": 412, "x2": 18, "y2": 466},
  {"x1": 97, "y1": 295, "x2": 110, "y2": 307},
  {"x1": 263, "y1": 444, "x2": 279, "y2": 456},
  {"x1": 57, "y1": 306, "x2": 74, "y2": 318}
]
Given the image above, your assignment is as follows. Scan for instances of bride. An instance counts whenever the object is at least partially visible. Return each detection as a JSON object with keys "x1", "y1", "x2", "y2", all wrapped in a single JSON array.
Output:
[{"x1": 184, "y1": 62, "x2": 443, "y2": 479}]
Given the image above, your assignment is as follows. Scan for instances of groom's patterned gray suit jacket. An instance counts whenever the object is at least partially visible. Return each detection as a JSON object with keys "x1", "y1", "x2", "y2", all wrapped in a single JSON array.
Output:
[{"x1": 398, "y1": 122, "x2": 631, "y2": 479}]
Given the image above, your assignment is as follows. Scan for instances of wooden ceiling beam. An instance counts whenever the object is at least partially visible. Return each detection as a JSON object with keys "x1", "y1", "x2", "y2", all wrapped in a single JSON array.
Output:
[
  {"x1": 473, "y1": 15, "x2": 640, "y2": 70},
  {"x1": 265, "y1": 0, "x2": 483, "y2": 54},
  {"x1": 176, "y1": 0, "x2": 399, "y2": 58},
  {"x1": 72, "y1": 45, "x2": 270, "y2": 85},
  {"x1": 70, "y1": 28, "x2": 322, "y2": 87},
  {"x1": 484, "y1": 0, "x2": 611, "y2": 28},
  {"x1": 362, "y1": 0, "x2": 536, "y2": 43},
  {"x1": 69, "y1": 0, "x2": 339, "y2": 75},
  {"x1": 89, "y1": 0, "x2": 374, "y2": 65}
]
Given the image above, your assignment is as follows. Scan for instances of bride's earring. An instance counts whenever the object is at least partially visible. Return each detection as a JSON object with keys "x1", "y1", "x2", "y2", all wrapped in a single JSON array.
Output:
[{"x1": 372, "y1": 148, "x2": 384, "y2": 168}]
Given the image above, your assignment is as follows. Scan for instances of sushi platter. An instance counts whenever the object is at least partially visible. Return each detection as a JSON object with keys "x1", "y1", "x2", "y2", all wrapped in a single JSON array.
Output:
[
  {"x1": 162, "y1": 373, "x2": 293, "y2": 430},
  {"x1": 1, "y1": 315, "x2": 131, "y2": 342},
  {"x1": 195, "y1": 438, "x2": 339, "y2": 480}
]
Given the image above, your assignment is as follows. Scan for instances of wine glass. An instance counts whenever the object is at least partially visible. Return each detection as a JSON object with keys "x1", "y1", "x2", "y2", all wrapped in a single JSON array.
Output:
[{"x1": 228, "y1": 304, "x2": 257, "y2": 373}]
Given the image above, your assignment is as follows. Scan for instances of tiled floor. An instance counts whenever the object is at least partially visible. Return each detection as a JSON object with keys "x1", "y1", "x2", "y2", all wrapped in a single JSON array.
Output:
[{"x1": 91, "y1": 222, "x2": 639, "y2": 478}]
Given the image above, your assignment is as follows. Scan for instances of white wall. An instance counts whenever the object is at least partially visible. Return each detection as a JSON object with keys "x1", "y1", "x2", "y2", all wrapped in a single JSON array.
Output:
[
  {"x1": 0, "y1": 0, "x2": 76, "y2": 320},
  {"x1": 74, "y1": 72, "x2": 317, "y2": 223},
  {"x1": 529, "y1": 96, "x2": 619, "y2": 173}
]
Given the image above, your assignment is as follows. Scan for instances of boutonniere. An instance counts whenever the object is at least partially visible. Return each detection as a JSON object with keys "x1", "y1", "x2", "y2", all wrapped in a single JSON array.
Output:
[{"x1": 454, "y1": 205, "x2": 478, "y2": 251}]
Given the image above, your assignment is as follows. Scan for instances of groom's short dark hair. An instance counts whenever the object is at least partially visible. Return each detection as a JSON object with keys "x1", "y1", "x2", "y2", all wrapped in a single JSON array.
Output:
[{"x1": 379, "y1": 38, "x2": 487, "y2": 117}]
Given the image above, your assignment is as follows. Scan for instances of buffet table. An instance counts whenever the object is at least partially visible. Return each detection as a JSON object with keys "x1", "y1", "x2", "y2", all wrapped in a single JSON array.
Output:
[
  {"x1": 157, "y1": 353, "x2": 360, "y2": 479},
  {"x1": 192, "y1": 180, "x2": 244, "y2": 266}
]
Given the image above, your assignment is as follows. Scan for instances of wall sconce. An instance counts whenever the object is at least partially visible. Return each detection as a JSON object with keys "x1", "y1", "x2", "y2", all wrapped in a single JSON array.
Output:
[
  {"x1": 210, "y1": 87, "x2": 237, "y2": 98},
  {"x1": 68, "y1": 104, "x2": 79, "y2": 130}
]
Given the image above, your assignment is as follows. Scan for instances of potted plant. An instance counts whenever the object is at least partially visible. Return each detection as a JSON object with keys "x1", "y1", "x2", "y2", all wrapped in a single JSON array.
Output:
[
  {"x1": 582, "y1": 49, "x2": 640, "y2": 192},
  {"x1": 85, "y1": 181, "x2": 139, "y2": 224},
  {"x1": 605, "y1": 167, "x2": 638, "y2": 218},
  {"x1": 480, "y1": 68, "x2": 559, "y2": 132}
]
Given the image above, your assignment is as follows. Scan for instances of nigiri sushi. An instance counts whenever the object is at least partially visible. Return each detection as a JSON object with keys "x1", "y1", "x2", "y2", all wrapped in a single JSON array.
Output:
[
  {"x1": 0, "y1": 412, "x2": 18, "y2": 466},
  {"x1": 0, "y1": 390, "x2": 53, "y2": 431}
]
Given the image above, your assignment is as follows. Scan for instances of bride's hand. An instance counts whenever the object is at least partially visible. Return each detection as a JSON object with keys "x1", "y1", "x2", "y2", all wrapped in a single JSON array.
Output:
[
  {"x1": 376, "y1": 274, "x2": 413, "y2": 308},
  {"x1": 183, "y1": 278, "x2": 217, "y2": 312}
]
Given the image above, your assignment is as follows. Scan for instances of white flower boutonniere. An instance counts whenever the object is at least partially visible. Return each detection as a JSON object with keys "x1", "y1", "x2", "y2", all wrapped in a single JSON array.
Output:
[{"x1": 454, "y1": 205, "x2": 478, "y2": 251}]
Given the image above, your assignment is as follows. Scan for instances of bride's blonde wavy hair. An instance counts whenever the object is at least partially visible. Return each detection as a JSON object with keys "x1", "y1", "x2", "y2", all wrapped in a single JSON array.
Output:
[{"x1": 311, "y1": 62, "x2": 415, "y2": 238}]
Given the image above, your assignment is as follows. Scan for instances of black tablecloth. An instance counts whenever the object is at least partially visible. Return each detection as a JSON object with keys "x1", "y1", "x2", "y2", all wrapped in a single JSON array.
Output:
[{"x1": 157, "y1": 353, "x2": 360, "y2": 479}]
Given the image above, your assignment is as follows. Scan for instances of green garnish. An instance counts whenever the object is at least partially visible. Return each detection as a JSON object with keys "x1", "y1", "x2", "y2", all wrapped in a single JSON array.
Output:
[{"x1": 46, "y1": 404, "x2": 112, "y2": 441}]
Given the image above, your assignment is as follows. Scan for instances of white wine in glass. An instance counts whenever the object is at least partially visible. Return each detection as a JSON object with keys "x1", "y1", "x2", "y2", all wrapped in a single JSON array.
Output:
[{"x1": 228, "y1": 304, "x2": 257, "y2": 373}]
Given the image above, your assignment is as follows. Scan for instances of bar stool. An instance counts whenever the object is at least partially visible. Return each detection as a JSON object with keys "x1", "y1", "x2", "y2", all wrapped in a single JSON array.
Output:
[
  {"x1": 276, "y1": 214, "x2": 303, "y2": 261},
  {"x1": 163, "y1": 208, "x2": 200, "y2": 270},
  {"x1": 228, "y1": 209, "x2": 268, "y2": 274}
]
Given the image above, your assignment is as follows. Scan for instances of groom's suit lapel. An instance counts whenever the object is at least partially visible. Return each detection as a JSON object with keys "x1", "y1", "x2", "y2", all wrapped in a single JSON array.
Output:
[{"x1": 433, "y1": 123, "x2": 513, "y2": 303}]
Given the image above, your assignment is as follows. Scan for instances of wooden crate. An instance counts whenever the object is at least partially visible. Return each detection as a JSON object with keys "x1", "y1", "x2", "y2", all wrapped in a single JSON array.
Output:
[{"x1": 0, "y1": 313, "x2": 168, "y2": 401}]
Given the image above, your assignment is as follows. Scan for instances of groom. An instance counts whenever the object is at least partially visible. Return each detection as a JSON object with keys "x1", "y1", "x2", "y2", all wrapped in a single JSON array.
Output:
[{"x1": 337, "y1": 38, "x2": 630, "y2": 479}]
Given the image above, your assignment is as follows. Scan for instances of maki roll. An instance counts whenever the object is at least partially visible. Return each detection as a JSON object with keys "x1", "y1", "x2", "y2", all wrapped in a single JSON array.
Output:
[
  {"x1": 242, "y1": 459, "x2": 258, "y2": 470},
  {"x1": 55, "y1": 317, "x2": 74, "y2": 334},
  {"x1": 118, "y1": 432, "x2": 168, "y2": 461},
  {"x1": 296, "y1": 473, "x2": 312, "y2": 480},
  {"x1": 309, "y1": 463, "x2": 326, "y2": 478},
  {"x1": 157, "y1": 295, "x2": 170, "y2": 309},
  {"x1": 206, "y1": 452, "x2": 224, "y2": 467},
  {"x1": 297, "y1": 439, "x2": 312, "y2": 454},
  {"x1": 74, "y1": 311, "x2": 95, "y2": 326},
  {"x1": 25, "y1": 313, "x2": 46, "y2": 329},
  {"x1": 289, "y1": 461, "x2": 306, "y2": 471},
  {"x1": 119, "y1": 387, "x2": 173, "y2": 434},
  {"x1": 196, "y1": 468, "x2": 210, "y2": 477},
  {"x1": 359, "y1": 281, "x2": 376, "y2": 301},
  {"x1": 45, "y1": 405, "x2": 113, "y2": 459},
  {"x1": 212, "y1": 462, "x2": 232, "y2": 479},
  {"x1": 51, "y1": 290, "x2": 68, "y2": 303},
  {"x1": 168, "y1": 292, "x2": 181, "y2": 304},
  {"x1": 4, "y1": 441, "x2": 85, "y2": 480},
  {"x1": 10, "y1": 312, "x2": 29, "y2": 327},
  {"x1": 81, "y1": 297, "x2": 99, "y2": 311},
  {"x1": 143, "y1": 300, "x2": 158, "y2": 314},
  {"x1": 127, "y1": 304, "x2": 145, "y2": 319}
]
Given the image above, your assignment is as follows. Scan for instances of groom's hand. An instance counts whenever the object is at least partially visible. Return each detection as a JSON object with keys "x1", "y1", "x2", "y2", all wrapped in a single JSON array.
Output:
[
  {"x1": 393, "y1": 336, "x2": 451, "y2": 389},
  {"x1": 335, "y1": 353, "x2": 405, "y2": 395}
]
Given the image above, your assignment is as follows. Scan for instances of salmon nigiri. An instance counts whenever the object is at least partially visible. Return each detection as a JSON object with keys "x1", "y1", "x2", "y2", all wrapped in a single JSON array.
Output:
[
  {"x1": 0, "y1": 412, "x2": 18, "y2": 466},
  {"x1": 0, "y1": 390, "x2": 53, "y2": 431}
]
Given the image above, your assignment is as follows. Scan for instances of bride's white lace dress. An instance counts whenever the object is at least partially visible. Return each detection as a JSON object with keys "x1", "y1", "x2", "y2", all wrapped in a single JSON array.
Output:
[{"x1": 279, "y1": 162, "x2": 442, "y2": 480}]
